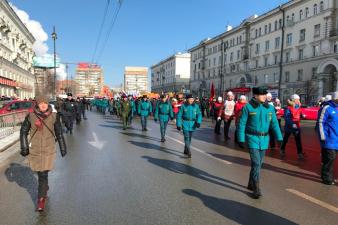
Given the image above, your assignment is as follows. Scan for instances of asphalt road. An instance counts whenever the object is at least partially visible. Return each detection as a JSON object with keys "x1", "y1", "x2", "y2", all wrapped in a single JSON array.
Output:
[{"x1": 0, "y1": 111, "x2": 337, "y2": 225}]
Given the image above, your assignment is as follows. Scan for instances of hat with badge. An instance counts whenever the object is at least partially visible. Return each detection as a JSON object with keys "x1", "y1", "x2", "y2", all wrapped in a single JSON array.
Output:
[
  {"x1": 142, "y1": 95, "x2": 148, "y2": 98},
  {"x1": 67, "y1": 93, "x2": 73, "y2": 97},
  {"x1": 160, "y1": 94, "x2": 166, "y2": 99},
  {"x1": 252, "y1": 86, "x2": 268, "y2": 95},
  {"x1": 185, "y1": 94, "x2": 194, "y2": 99}
]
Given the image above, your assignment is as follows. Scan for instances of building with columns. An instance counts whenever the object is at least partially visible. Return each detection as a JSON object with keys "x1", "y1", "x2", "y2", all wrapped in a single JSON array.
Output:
[
  {"x1": 190, "y1": 0, "x2": 338, "y2": 104},
  {"x1": 0, "y1": 0, "x2": 35, "y2": 99},
  {"x1": 151, "y1": 53, "x2": 191, "y2": 93}
]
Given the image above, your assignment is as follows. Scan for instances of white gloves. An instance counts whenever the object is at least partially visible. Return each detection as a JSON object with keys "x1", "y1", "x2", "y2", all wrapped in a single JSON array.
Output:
[{"x1": 217, "y1": 117, "x2": 221, "y2": 121}]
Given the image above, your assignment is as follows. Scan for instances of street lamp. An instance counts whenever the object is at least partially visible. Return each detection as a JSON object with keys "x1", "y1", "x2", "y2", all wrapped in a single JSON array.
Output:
[{"x1": 51, "y1": 26, "x2": 57, "y2": 99}]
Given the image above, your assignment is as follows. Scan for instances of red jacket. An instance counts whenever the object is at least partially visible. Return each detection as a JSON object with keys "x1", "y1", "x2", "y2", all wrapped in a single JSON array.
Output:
[
  {"x1": 213, "y1": 102, "x2": 224, "y2": 119},
  {"x1": 288, "y1": 105, "x2": 303, "y2": 128},
  {"x1": 234, "y1": 102, "x2": 246, "y2": 124}
]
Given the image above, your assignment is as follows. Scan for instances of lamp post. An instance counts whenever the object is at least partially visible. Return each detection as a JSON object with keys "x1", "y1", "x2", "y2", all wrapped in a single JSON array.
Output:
[{"x1": 51, "y1": 26, "x2": 57, "y2": 99}]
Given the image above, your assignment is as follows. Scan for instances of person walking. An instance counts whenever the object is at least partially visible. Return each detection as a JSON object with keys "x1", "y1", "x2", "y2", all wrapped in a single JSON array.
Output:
[
  {"x1": 62, "y1": 93, "x2": 76, "y2": 134},
  {"x1": 223, "y1": 91, "x2": 235, "y2": 140},
  {"x1": 317, "y1": 92, "x2": 338, "y2": 185},
  {"x1": 234, "y1": 95, "x2": 247, "y2": 143},
  {"x1": 154, "y1": 95, "x2": 174, "y2": 142},
  {"x1": 237, "y1": 87, "x2": 282, "y2": 199},
  {"x1": 138, "y1": 95, "x2": 152, "y2": 131},
  {"x1": 280, "y1": 94, "x2": 305, "y2": 160},
  {"x1": 20, "y1": 95, "x2": 67, "y2": 212},
  {"x1": 127, "y1": 95, "x2": 136, "y2": 126},
  {"x1": 176, "y1": 94, "x2": 202, "y2": 158},
  {"x1": 120, "y1": 95, "x2": 131, "y2": 130},
  {"x1": 213, "y1": 97, "x2": 224, "y2": 135}
]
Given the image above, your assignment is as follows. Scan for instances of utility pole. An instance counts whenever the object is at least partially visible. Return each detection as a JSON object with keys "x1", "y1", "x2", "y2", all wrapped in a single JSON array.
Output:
[{"x1": 51, "y1": 26, "x2": 57, "y2": 99}]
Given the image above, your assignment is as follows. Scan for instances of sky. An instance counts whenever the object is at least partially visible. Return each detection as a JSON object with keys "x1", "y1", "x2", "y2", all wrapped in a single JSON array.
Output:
[{"x1": 9, "y1": 0, "x2": 289, "y2": 88}]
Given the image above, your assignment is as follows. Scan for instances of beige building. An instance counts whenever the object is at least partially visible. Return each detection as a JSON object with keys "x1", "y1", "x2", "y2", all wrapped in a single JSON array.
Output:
[
  {"x1": 124, "y1": 66, "x2": 148, "y2": 94},
  {"x1": 190, "y1": 0, "x2": 338, "y2": 104},
  {"x1": 75, "y1": 63, "x2": 104, "y2": 97},
  {"x1": 0, "y1": 0, "x2": 35, "y2": 99},
  {"x1": 151, "y1": 53, "x2": 191, "y2": 93}
]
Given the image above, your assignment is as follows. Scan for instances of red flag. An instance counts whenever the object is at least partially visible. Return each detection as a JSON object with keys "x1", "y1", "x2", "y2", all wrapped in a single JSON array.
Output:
[{"x1": 210, "y1": 82, "x2": 215, "y2": 99}]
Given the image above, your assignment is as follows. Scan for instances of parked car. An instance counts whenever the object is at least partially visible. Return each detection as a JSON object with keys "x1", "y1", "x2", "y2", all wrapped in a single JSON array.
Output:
[{"x1": 0, "y1": 100, "x2": 36, "y2": 115}]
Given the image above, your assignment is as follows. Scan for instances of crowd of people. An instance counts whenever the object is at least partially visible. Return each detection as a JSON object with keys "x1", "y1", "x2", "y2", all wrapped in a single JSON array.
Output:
[{"x1": 17, "y1": 87, "x2": 338, "y2": 212}]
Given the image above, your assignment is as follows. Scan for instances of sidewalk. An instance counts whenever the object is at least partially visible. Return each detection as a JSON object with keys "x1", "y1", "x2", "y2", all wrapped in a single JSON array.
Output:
[{"x1": 0, "y1": 131, "x2": 20, "y2": 166}]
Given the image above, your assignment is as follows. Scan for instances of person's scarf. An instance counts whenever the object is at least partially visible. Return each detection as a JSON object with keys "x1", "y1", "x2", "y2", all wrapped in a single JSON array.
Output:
[{"x1": 34, "y1": 106, "x2": 52, "y2": 130}]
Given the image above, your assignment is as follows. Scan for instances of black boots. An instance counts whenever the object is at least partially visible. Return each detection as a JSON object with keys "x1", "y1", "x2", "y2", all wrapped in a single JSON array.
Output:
[
  {"x1": 252, "y1": 181, "x2": 262, "y2": 199},
  {"x1": 184, "y1": 147, "x2": 191, "y2": 158},
  {"x1": 247, "y1": 178, "x2": 253, "y2": 191}
]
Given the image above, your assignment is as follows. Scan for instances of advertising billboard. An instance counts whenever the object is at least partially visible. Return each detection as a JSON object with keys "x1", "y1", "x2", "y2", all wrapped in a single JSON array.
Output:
[{"x1": 33, "y1": 54, "x2": 60, "y2": 68}]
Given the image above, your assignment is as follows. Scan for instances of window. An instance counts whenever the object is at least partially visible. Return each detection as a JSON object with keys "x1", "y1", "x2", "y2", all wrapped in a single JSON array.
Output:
[
  {"x1": 297, "y1": 69, "x2": 303, "y2": 81},
  {"x1": 285, "y1": 52, "x2": 290, "y2": 63},
  {"x1": 230, "y1": 52, "x2": 234, "y2": 62},
  {"x1": 275, "y1": 20, "x2": 278, "y2": 30},
  {"x1": 291, "y1": 13, "x2": 295, "y2": 21},
  {"x1": 255, "y1": 76, "x2": 258, "y2": 84},
  {"x1": 279, "y1": 19, "x2": 283, "y2": 29},
  {"x1": 298, "y1": 49, "x2": 304, "y2": 60},
  {"x1": 208, "y1": 59, "x2": 211, "y2": 67},
  {"x1": 265, "y1": 74, "x2": 269, "y2": 83},
  {"x1": 275, "y1": 37, "x2": 281, "y2": 49},
  {"x1": 224, "y1": 54, "x2": 227, "y2": 63},
  {"x1": 265, "y1": 40, "x2": 270, "y2": 51},
  {"x1": 255, "y1": 59, "x2": 259, "y2": 68},
  {"x1": 264, "y1": 57, "x2": 268, "y2": 67},
  {"x1": 274, "y1": 55, "x2": 278, "y2": 64},
  {"x1": 287, "y1": 15, "x2": 290, "y2": 21},
  {"x1": 255, "y1": 29, "x2": 258, "y2": 38},
  {"x1": 259, "y1": 28, "x2": 262, "y2": 36},
  {"x1": 269, "y1": 23, "x2": 271, "y2": 33},
  {"x1": 299, "y1": 10, "x2": 303, "y2": 20},
  {"x1": 314, "y1": 4, "x2": 318, "y2": 15},
  {"x1": 312, "y1": 67, "x2": 317, "y2": 79},
  {"x1": 313, "y1": 45, "x2": 320, "y2": 56},
  {"x1": 213, "y1": 58, "x2": 216, "y2": 66},
  {"x1": 285, "y1": 71, "x2": 290, "y2": 82},
  {"x1": 314, "y1": 24, "x2": 321, "y2": 37},
  {"x1": 237, "y1": 50, "x2": 241, "y2": 60},
  {"x1": 320, "y1": 1, "x2": 324, "y2": 11},
  {"x1": 219, "y1": 56, "x2": 222, "y2": 65},
  {"x1": 256, "y1": 43, "x2": 260, "y2": 54},
  {"x1": 305, "y1": 7, "x2": 309, "y2": 17},
  {"x1": 300, "y1": 29, "x2": 306, "y2": 42},
  {"x1": 274, "y1": 72, "x2": 278, "y2": 83},
  {"x1": 287, "y1": 33, "x2": 292, "y2": 46},
  {"x1": 239, "y1": 36, "x2": 242, "y2": 43},
  {"x1": 265, "y1": 25, "x2": 268, "y2": 34}
]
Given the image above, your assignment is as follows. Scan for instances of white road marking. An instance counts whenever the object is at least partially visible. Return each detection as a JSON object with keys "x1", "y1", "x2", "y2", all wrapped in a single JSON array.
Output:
[
  {"x1": 286, "y1": 189, "x2": 338, "y2": 214},
  {"x1": 166, "y1": 136, "x2": 232, "y2": 165}
]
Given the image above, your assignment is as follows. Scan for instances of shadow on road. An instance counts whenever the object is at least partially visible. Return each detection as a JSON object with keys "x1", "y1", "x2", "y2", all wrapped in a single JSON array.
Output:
[
  {"x1": 4, "y1": 163, "x2": 38, "y2": 207},
  {"x1": 182, "y1": 189, "x2": 298, "y2": 225},
  {"x1": 121, "y1": 132, "x2": 161, "y2": 142},
  {"x1": 129, "y1": 141, "x2": 186, "y2": 158},
  {"x1": 142, "y1": 156, "x2": 249, "y2": 195},
  {"x1": 210, "y1": 153, "x2": 322, "y2": 184}
]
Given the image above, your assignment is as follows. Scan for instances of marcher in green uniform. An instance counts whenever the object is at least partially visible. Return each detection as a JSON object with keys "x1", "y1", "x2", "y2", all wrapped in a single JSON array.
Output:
[
  {"x1": 237, "y1": 87, "x2": 283, "y2": 199},
  {"x1": 127, "y1": 95, "x2": 136, "y2": 126},
  {"x1": 176, "y1": 94, "x2": 202, "y2": 158},
  {"x1": 155, "y1": 94, "x2": 174, "y2": 142},
  {"x1": 138, "y1": 95, "x2": 152, "y2": 131},
  {"x1": 120, "y1": 95, "x2": 131, "y2": 130}
]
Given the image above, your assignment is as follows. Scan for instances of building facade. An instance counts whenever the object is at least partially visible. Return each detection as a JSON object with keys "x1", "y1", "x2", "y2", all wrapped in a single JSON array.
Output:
[
  {"x1": 75, "y1": 63, "x2": 104, "y2": 97},
  {"x1": 124, "y1": 66, "x2": 148, "y2": 94},
  {"x1": 190, "y1": 0, "x2": 338, "y2": 105},
  {"x1": 151, "y1": 53, "x2": 191, "y2": 93},
  {"x1": 0, "y1": 0, "x2": 35, "y2": 99}
]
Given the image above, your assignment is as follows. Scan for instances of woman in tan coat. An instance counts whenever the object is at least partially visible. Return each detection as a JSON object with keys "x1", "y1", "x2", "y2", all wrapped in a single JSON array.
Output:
[{"x1": 20, "y1": 95, "x2": 67, "y2": 212}]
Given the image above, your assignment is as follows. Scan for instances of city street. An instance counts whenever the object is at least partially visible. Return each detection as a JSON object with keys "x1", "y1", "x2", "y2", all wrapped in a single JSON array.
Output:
[{"x1": 0, "y1": 110, "x2": 337, "y2": 225}]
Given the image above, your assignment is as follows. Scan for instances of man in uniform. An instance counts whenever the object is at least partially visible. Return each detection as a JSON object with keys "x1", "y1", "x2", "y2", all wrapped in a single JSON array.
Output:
[
  {"x1": 176, "y1": 94, "x2": 202, "y2": 158},
  {"x1": 138, "y1": 95, "x2": 152, "y2": 131},
  {"x1": 127, "y1": 95, "x2": 136, "y2": 126},
  {"x1": 120, "y1": 95, "x2": 131, "y2": 130},
  {"x1": 237, "y1": 87, "x2": 282, "y2": 199},
  {"x1": 154, "y1": 94, "x2": 174, "y2": 142},
  {"x1": 62, "y1": 93, "x2": 76, "y2": 134}
]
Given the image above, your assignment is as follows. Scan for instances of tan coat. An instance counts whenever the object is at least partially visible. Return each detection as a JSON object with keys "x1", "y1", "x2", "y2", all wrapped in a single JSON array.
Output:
[{"x1": 27, "y1": 112, "x2": 57, "y2": 172}]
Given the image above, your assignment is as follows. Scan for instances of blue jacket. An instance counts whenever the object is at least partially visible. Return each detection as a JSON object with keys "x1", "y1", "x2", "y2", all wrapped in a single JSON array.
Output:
[
  {"x1": 317, "y1": 100, "x2": 338, "y2": 150},
  {"x1": 238, "y1": 98, "x2": 282, "y2": 150},
  {"x1": 176, "y1": 103, "x2": 202, "y2": 131},
  {"x1": 138, "y1": 100, "x2": 152, "y2": 117},
  {"x1": 155, "y1": 101, "x2": 174, "y2": 122}
]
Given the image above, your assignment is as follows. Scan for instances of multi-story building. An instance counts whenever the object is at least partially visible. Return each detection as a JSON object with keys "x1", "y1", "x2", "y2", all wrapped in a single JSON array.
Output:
[
  {"x1": 0, "y1": 0, "x2": 35, "y2": 99},
  {"x1": 190, "y1": 0, "x2": 338, "y2": 104},
  {"x1": 151, "y1": 52, "x2": 191, "y2": 93},
  {"x1": 75, "y1": 63, "x2": 104, "y2": 97},
  {"x1": 124, "y1": 66, "x2": 148, "y2": 94},
  {"x1": 34, "y1": 67, "x2": 53, "y2": 96}
]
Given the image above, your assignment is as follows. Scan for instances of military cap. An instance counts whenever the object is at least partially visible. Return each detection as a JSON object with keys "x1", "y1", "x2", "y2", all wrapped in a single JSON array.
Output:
[
  {"x1": 67, "y1": 93, "x2": 73, "y2": 97},
  {"x1": 252, "y1": 87, "x2": 268, "y2": 95},
  {"x1": 186, "y1": 94, "x2": 194, "y2": 99}
]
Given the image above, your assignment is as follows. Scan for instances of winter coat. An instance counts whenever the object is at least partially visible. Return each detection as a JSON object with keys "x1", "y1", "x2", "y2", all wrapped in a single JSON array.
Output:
[
  {"x1": 138, "y1": 100, "x2": 152, "y2": 117},
  {"x1": 176, "y1": 103, "x2": 202, "y2": 131},
  {"x1": 213, "y1": 102, "x2": 224, "y2": 119},
  {"x1": 317, "y1": 100, "x2": 338, "y2": 150},
  {"x1": 284, "y1": 103, "x2": 303, "y2": 133},
  {"x1": 237, "y1": 98, "x2": 282, "y2": 150},
  {"x1": 20, "y1": 106, "x2": 67, "y2": 172},
  {"x1": 155, "y1": 101, "x2": 174, "y2": 122},
  {"x1": 234, "y1": 102, "x2": 246, "y2": 125}
]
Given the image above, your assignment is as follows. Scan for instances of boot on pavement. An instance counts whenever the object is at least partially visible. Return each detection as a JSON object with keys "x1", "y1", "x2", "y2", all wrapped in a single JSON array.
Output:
[
  {"x1": 37, "y1": 197, "x2": 47, "y2": 212},
  {"x1": 252, "y1": 181, "x2": 262, "y2": 199}
]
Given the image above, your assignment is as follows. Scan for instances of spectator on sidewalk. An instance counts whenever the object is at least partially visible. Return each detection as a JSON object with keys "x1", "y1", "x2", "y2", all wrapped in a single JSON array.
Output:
[{"x1": 317, "y1": 91, "x2": 338, "y2": 185}]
